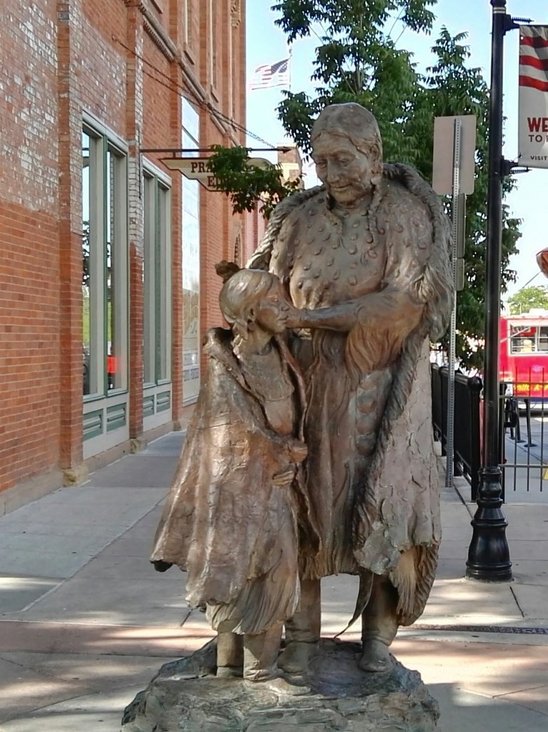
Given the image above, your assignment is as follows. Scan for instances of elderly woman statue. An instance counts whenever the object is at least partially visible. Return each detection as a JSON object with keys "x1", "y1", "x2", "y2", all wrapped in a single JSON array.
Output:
[{"x1": 249, "y1": 102, "x2": 453, "y2": 673}]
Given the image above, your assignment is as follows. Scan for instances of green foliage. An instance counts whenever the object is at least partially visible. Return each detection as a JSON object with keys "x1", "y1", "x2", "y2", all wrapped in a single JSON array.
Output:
[
  {"x1": 273, "y1": 0, "x2": 435, "y2": 160},
  {"x1": 507, "y1": 286, "x2": 548, "y2": 315},
  {"x1": 210, "y1": 1, "x2": 522, "y2": 368},
  {"x1": 406, "y1": 28, "x2": 520, "y2": 369},
  {"x1": 207, "y1": 145, "x2": 301, "y2": 218},
  {"x1": 275, "y1": 3, "x2": 521, "y2": 370}
]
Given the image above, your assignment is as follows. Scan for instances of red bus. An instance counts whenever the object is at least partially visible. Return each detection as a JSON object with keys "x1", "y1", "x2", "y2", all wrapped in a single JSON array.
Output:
[{"x1": 500, "y1": 311, "x2": 548, "y2": 400}]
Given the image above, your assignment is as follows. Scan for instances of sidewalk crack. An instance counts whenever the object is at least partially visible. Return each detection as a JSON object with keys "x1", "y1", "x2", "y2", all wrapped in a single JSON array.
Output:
[{"x1": 509, "y1": 584, "x2": 526, "y2": 618}]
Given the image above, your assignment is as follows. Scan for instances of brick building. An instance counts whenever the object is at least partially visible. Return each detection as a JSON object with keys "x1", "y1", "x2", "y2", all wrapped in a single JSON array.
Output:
[{"x1": 0, "y1": 0, "x2": 251, "y2": 510}]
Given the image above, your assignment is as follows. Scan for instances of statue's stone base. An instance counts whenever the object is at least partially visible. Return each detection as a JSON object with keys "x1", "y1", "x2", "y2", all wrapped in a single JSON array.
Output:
[{"x1": 121, "y1": 639, "x2": 439, "y2": 731}]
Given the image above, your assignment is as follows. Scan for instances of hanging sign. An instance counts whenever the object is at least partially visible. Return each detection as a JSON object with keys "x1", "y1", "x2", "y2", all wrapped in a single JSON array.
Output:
[
  {"x1": 161, "y1": 156, "x2": 271, "y2": 191},
  {"x1": 161, "y1": 157, "x2": 221, "y2": 190},
  {"x1": 518, "y1": 25, "x2": 548, "y2": 168}
]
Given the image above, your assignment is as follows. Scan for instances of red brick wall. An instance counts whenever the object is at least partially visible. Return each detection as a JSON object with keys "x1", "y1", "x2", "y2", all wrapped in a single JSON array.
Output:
[
  {"x1": 0, "y1": 0, "x2": 247, "y2": 495},
  {"x1": 142, "y1": 35, "x2": 173, "y2": 153},
  {"x1": 58, "y1": 1, "x2": 83, "y2": 472},
  {"x1": 0, "y1": 204, "x2": 61, "y2": 489},
  {"x1": 0, "y1": 0, "x2": 61, "y2": 490}
]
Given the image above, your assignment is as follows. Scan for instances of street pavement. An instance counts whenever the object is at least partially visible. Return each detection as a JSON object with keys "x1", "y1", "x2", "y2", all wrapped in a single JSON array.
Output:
[{"x1": 1, "y1": 429, "x2": 548, "y2": 731}]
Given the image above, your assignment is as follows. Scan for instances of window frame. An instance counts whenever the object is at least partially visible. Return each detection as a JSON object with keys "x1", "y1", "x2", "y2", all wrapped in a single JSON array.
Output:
[
  {"x1": 82, "y1": 117, "x2": 129, "y2": 403},
  {"x1": 181, "y1": 98, "x2": 201, "y2": 404},
  {"x1": 143, "y1": 163, "x2": 172, "y2": 388}
]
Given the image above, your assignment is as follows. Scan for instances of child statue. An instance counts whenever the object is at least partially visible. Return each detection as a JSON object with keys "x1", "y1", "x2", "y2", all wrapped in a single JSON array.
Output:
[{"x1": 151, "y1": 263, "x2": 316, "y2": 693}]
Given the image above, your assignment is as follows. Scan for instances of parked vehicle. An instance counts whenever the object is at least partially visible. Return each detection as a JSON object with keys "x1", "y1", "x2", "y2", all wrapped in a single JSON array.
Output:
[{"x1": 500, "y1": 310, "x2": 548, "y2": 409}]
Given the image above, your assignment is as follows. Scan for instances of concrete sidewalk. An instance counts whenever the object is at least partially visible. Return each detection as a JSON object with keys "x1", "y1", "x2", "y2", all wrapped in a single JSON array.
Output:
[{"x1": 1, "y1": 431, "x2": 548, "y2": 731}]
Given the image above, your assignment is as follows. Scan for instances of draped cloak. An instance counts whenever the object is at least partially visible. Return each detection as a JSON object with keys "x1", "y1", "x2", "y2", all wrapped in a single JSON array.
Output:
[
  {"x1": 248, "y1": 163, "x2": 453, "y2": 625},
  {"x1": 151, "y1": 328, "x2": 316, "y2": 635}
]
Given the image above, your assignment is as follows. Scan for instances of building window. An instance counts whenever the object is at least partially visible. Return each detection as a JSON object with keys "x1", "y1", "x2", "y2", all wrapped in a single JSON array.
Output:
[
  {"x1": 510, "y1": 324, "x2": 548, "y2": 354},
  {"x1": 208, "y1": 0, "x2": 218, "y2": 90},
  {"x1": 81, "y1": 126, "x2": 128, "y2": 398},
  {"x1": 182, "y1": 98, "x2": 201, "y2": 403},
  {"x1": 144, "y1": 171, "x2": 171, "y2": 386},
  {"x1": 183, "y1": 0, "x2": 196, "y2": 56},
  {"x1": 183, "y1": 0, "x2": 190, "y2": 46}
]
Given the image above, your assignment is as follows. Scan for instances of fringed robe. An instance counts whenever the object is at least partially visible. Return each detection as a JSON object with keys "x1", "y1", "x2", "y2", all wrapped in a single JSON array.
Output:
[
  {"x1": 151, "y1": 328, "x2": 314, "y2": 634},
  {"x1": 248, "y1": 163, "x2": 453, "y2": 625}
]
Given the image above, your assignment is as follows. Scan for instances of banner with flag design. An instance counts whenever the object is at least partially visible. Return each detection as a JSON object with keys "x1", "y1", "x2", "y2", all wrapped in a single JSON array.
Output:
[
  {"x1": 249, "y1": 58, "x2": 290, "y2": 90},
  {"x1": 518, "y1": 25, "x2": 548, "y2": 168}
]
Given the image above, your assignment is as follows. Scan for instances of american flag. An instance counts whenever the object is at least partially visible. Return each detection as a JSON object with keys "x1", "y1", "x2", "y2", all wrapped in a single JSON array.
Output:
[
  {"x1": 249, "y1": 58, "x2": 290, "y2": 90},
  {"x1": 519, "y1": 25, "x2": 548, "y2": 93}
]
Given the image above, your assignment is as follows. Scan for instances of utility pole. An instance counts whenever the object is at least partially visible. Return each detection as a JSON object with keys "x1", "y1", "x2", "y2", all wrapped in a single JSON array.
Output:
[{"x1": 466, "y1": 0, "x2": 515, "y2": 581}]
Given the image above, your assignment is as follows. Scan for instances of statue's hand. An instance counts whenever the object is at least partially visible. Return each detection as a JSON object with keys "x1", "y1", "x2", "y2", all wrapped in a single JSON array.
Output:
[
  {"x1": 272, "y1": 467, "x2": 296, "y2": 488},
  {"x1": 285, "y1": 306, "x2": 311, "y2": 329},
  {"x1": 287, "y1": 438, "x2": 308, "y2": 464}
]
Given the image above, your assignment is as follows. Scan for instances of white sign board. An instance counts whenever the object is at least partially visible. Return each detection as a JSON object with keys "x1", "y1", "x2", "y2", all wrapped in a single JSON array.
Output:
[
  {"x1": 161, "y1": 157, "x2": 221, "y2": 190},
  {"x1": 161, "y1": 156, "x2": 272, "y2": 191}
]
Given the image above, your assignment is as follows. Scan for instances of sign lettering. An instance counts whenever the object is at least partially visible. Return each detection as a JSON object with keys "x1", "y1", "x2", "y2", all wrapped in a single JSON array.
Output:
[
  {"x1": 527, "y1": 117, "x2": 548, "y2": 132},
  {"x1": 160, "y1": 155, "x2": 271, "y2": 190}
]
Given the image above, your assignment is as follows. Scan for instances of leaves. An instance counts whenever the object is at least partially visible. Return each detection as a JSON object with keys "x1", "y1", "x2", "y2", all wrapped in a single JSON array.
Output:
[
  {"x1": 207, "y1": 145, "x2": 301, "y2": 219},
  {"x1": 212, "y1": 1, "x2": 522, "y2": 368},
  {"x1": 507, "y1": 286, "x2": 548, "y2": 316},
  {"x1": 274, "y1": 3, "x2": 521, "y2": 368}
]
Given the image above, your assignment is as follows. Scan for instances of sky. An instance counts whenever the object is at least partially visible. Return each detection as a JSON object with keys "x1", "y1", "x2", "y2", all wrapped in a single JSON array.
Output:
[{"x1": 245, "y1": 0, "x2": 548, "y2": 301}]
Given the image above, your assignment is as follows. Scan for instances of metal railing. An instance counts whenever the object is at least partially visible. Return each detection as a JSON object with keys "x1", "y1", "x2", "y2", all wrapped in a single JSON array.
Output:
[
  {"x1": 501, "y1": 384, "x2": 548, "y2": 499},
  {"x1": 431, "y1": 365, "x2": 482, "y2": 498},
  {"x1": 432, "y1": 367, "x2": 548, "y2": 501}
]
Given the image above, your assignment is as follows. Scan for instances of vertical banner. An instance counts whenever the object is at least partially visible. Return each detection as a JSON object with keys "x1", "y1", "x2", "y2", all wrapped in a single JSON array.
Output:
[{"x1": 518, "y1": 25, "x2": 548, "y2": 168}]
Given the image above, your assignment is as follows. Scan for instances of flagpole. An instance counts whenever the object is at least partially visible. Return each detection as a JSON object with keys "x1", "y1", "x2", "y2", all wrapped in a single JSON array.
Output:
[{"x1": 288, "y1": 43, "x2": 292, "y2": 93}]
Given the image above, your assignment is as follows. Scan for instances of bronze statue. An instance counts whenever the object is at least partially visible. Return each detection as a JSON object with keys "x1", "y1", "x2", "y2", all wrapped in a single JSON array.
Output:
[
  {"x1": 152, "y1": 102, "x2": 452, "y2": 689},
  {"x1": 248, "y1": 102, "x2": 453, "y2": 673},
  {"x1": 151, "y1": 264, "x2": 315, "y2": 692}
]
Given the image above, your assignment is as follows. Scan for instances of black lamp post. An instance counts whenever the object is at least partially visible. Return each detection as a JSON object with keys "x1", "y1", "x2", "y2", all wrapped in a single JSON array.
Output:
[{"x1": 466, "y1": 0, "x2": 514, "y2": 581}]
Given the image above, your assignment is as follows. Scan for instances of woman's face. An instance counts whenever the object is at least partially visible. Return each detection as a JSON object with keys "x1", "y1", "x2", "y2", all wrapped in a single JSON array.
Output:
[
  {"x1": 312, "y1": 133, "x2": 379, "y2": 207},
  {"x1": 253, "y1": 280, "x2": 291, "y2": 334}
]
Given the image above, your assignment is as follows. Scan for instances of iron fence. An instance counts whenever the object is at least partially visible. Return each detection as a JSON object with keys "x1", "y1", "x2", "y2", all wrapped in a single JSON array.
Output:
[
  {"x1": 501, "y1": 385, "x2": 548, "y2": 500},
  {"x1": 432, "y1": 366, "x2": 548, "y2": 501},
  {"x1": 431, "y1": 365, "x2": 482, "y2": 499}
]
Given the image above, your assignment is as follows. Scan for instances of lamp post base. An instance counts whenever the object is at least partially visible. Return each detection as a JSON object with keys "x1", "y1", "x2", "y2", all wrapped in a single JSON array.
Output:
[{"x1": 466, "y1": 466, "x2": 512, "y2": 581}]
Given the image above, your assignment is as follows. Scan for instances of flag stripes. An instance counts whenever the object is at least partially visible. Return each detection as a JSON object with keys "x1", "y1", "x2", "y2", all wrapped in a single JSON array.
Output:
[
  {"x1": 249, "y1": 58, "x2": 289, "y2": 90},
  {"x1": 520, "y1": 26, "x2": 548, "y2": 92}
]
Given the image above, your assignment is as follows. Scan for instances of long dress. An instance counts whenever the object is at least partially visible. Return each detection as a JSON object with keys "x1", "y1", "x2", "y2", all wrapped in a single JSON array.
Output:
[
  {"x1": 248, "y1": 163, "x2": 453, "y2": 625},
  {"x1": 151, "y1": 327, "x2": 315, "y2": 634}
]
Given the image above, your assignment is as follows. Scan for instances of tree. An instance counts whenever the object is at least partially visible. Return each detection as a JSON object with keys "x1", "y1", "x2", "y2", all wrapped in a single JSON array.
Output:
[
  {"x1": 209, "y1": 0, "x2": 522, "y2": 368},
  {"x1": 507, "y1": 285, "x2": 548, "y2": 315},
  {"x1": 408, "y1": 28, "x2": 521, "y2": 368},
  {"x1": 206, "y1": 145, "x2": 301, "y2": 218},
  {"x1": 273, "y1": 0, "x2": 435, "y2": 161}
]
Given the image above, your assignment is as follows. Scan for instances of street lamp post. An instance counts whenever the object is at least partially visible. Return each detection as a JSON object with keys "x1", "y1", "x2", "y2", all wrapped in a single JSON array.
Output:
[{"x1": 466, "y1": 0, "x2": 514, "y2": 581}]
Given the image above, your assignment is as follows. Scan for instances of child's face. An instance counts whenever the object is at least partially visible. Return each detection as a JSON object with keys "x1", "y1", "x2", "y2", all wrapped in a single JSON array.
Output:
[{"x1": 254, "y1": 281, "x2": 291, "y2": 335}]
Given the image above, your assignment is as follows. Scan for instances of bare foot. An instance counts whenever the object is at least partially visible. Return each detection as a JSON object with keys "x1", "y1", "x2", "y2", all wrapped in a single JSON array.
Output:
[{"x1": 358, "y1": 638, "x2": 393, "y2": 673}]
